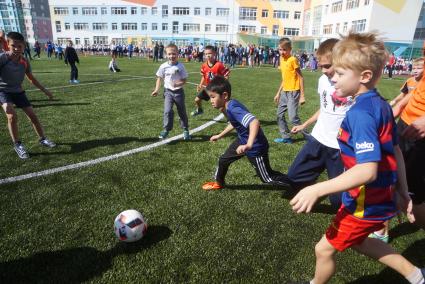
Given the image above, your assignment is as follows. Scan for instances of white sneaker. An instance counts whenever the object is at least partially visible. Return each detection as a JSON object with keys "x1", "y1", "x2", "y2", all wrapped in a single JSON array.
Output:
[
  {"x1": 39, "y1": 138, "x2": 56, "y2": 148},
  {"x1": 73, "y1": 80, "x2": 80, "y2": 84},
  {"x1": 14, "y1": 143, "x2": 29, "y2": 159}
]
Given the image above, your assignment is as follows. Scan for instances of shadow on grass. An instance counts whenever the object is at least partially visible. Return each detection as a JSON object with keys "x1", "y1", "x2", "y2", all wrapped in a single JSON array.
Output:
[
  {"x1": 226, "y1": 183, "x2": 291, "y2": 191},
  {"x1": 30, "y1": 98, "x2": 61, "y2": 102},
  {"x1": 32, "y1": 102, "x2": 91, "y2": 108},
  {"x1": 0, "y1": 225, "x2": 172, "y2": 283},
  {"x1": 348, "y1": 238, "x2": 425, "y2": 284}
]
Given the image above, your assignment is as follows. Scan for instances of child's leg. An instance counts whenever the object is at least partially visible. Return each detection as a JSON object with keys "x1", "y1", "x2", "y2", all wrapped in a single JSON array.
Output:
[
  {"x1": 413, "y1": 203, "x2": 425, "y2": 230},
  {"x1": 2, "y1": 103, "x2": 20, "y2": 143},
  {"x1": 163, "y1": 90, "x2": 174, "y2": 131},
  {"x1": 194, "y1": 96, "x2": 202, "y2": 110},
  {"x1": 247, "y1": 154, "x2": 290, "y2": 187},
  {"x1": 215, "y1": 139, "x2": 244, "y2": 186},
  {"x1": 22, "y1": 106, "x2": 45, "y2": 139},
  {"x1": 174, "y1": 90, "x2": 189, "y2": 129},
  {"x1": 352, "y1": 237, "x2": 417, "y2": 278},
  {"x1": 313, "y1": 235, "x2": 338, "y2": 284},
  {"x1": 287, "y1": 90, "x2": 302, "y2": 127},
  {"x1": 276, "y1": 91, "x2": 290, "y2": 139}
]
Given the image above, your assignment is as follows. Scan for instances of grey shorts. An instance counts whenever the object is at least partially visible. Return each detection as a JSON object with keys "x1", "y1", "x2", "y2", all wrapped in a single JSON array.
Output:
[{"x1": 0, "y1": 91, "x2": 31, "y2": 108}]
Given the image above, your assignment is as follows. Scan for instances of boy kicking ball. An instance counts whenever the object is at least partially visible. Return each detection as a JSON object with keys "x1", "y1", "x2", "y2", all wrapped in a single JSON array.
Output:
[{"x1": 0, "y1": 32, "x2": 56, "y2": 159}]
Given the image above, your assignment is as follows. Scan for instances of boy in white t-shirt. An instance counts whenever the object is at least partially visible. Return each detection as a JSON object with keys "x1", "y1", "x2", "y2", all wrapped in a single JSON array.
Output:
[
  {"x1": 288, "y1": 38, "x2": 353, "y2": 208},
  {"x1": 151, "y1": 43, "x2": 190, "y2": 140}
]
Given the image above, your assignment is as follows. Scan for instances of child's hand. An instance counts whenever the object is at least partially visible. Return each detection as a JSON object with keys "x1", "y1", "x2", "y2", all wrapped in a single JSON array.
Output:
[
  {"x1": 290, "y1": 186, "x2": 320, "y2": 213},
  {"x1": 236, "y1": 144, "x2": 252, "y2": 154},
  {"x1": 299, "y1": 96, "x2": 306, "y2": 105},
  {"x1": 291, "y1": 124, "x2": 305, "y2": 134},
  {"x1": 395, "y1": 191, "x2": 415, "y2": 223},
  {"x1": 274, "y1": 94, "x2": 280, "y2": 105},
  {"x1": 210, "y1": 135, "x2": 220, "y2": 142},
  {"x1": 196, "y1": 84, "x2": 203, "y2": 92},
  {"x1": 151, "y1": 90, "x2": 158, "y2": 97}
]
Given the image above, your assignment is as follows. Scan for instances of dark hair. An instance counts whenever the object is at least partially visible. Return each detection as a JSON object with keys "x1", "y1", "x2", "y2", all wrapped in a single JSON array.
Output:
[
  {"x1": 206, "y1": 76, "x2": 231, "y2": 98},
  {"x1": 6, "y1": 31, "x2": 24, "y2": 42},
  {"x1": 205, "y1": 45, "x2": 215, "y2": 52}
]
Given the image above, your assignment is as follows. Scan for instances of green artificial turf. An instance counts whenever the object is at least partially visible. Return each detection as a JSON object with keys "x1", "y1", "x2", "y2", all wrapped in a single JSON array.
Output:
[{"x1": 0, "y1": 55, "x2": 423, "y2": 283}]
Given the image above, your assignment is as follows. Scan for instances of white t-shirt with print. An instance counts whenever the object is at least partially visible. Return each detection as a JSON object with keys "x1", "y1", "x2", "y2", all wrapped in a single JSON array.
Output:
[
  {"x1": 311, "y1": 74, "x2": 353, "y2": 149},
  {"x1": 156, "y1": 61, "x2": 188, "y2": 91}
]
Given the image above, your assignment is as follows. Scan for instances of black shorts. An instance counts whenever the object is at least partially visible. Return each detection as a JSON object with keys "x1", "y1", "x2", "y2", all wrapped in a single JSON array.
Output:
[
  {"x1": 397, "y1": 119, "x2": 425, "y2": 204},
  {"x1": 0, "y1": 91, "x2": 31, "y2": 108},
  {"x1": 196, "y1": 89, "x2": 210, "y2": 101}
]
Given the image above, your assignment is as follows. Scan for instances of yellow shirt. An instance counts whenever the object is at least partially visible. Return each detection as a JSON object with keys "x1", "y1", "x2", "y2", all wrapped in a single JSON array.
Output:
[{"x1": 280, "y1": 55, "x2": 300, "y2": 91}]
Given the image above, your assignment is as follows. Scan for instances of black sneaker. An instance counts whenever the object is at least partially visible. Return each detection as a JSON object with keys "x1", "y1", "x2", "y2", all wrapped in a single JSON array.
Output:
[{"x1": 14, "y1": 143, "x2": 29, "y2": 159}]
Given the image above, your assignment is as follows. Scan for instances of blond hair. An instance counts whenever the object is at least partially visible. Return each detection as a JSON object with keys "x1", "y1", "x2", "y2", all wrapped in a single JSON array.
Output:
[
  {"x1": 412, "y1": 57, "x2": 424, "y2": 66},
  {"x1": 316, "y1": 38, "x2": 339, "y2": 61},
  {"x1": 332, "y1": 32, "x2": 388, "y2": 82},
  {"x1": 279, "y1": 37, "x2": 292, "y2": 49}
]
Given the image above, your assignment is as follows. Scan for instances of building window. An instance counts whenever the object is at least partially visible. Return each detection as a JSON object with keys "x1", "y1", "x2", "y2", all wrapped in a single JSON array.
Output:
[
  {"x1": 75, "y1": 38, "x2": 80, "y2": 45},
  {"x1": 112, "y1": 23, "x2": 117, "y2": 30},
  {"x1": 92, "y1": 23, "x2": 108, "y2": 30},
  {"x1": 205, "y1": 24, "x2": 211, "y2": 32},
  {"x1": 101, "y1": 7, "x2": 107, "y2": 15},
  {"x1": 364, "y1": 0, "x2": 370, "y2": 5},
  {"x1": 284, "y1": 28, "x2": 299, "y2": 36},
  {"x1": 272, "y1": 25, "x2": 279, "y2": 36},
  {"x1": 216, "y1": 24, "x2": 228, "y2": 33},
  {"x1": 239, "y1": 7, "x2": 256, "y2": 20},
  {"x1": 82, "y1": 7, "x2": 97, "y2": 15},
  {"x1": 173, "y1": 21, "x2": 179, "y2": 33},
  {"x1": 162, "y1": 23, "x2": 168, "y2": 31},
  {"x1": 152, "y1": 7, "x2": 158, "y2": 15},
  {"x1": 239, "y1": 25, "x2": 256, "y2": 33},
  {"x1": 65, "y1": 23, "x2": 70, "y2": 30},
  {"x1": 346, "y1": 0, "x2": 360, "y2": 10},
  {"x1": 162, "y1": 5, "x2": 168, "y2": 17},
  {"x1": 131, "y1": 7, "x2": 137, "y2": 15},
  {"x1": 72, "y1": 7, "x2": 78, "y2": 15},
  {"x1": 294, "y1": 11, "x2": 301, "y2": 19},
  {"x1": 217, "y1": 8, "x2": 230, "y2": 17},
  {"x1": 331, "y1": 1, "x2": 343, "y2": 13},
  {"x1": 152, "y1": 23, "x2": 158, "y2": 30},
  {"x1": 194, "y1": 7, "x2": 200, "y2": 15},
  {"x1": 93, "y1": 36, "x2": 108, "y2": 44},
  {"x1": 205, "y1": 8, "x2": 212, "y2": 16},
  {"x1": 74, "y1": 23, "x2": 89, "y2": 30},
  {"x1": 343, "y1": 22, "x2": 348, "y2": 33},
  {"x1": 183, "y1": 23, "x2": 200, "y2": 32},
  {"x1": 261, "y1": 26, "x2": 267, "y2": 34},
  {"x1": 55, "y1": 21, "x2": 61, "y2": 32},
  {"x1": 262, "y1": 9, "x2": 268, "y2": 17},
  {"x1": 173, "y1": 7, "x2": 189, "y2": 15},
  {"x1": 335, "y1": 23, "x2": 340, "y2": 33},
  {"x1": 121, "y1": 23, "x2": 137, "y2": 30},
  {"x1": 53, "y1": 7, "x2": 69, "y2": 15},
  {"x1": 273, "y1": 10, "x2": 289, "y2": 19},
  {"x1": 141, "y1": 23, "x2": 147, "y2": 30},
  {"x1": 351, "y1": 19, "x2": 366, "y2": 32},
  {"x1": 286, "y1": 0, "x2": 302, "y2": 2},
  {"x1": 141, "y1": 7, "x2": 147, "y2": 15},
  {"x1": 111, "y1": 7, "x2": 127, "y2": 15},
  {"x1": 323, "y1": 24, "x2": 333, "y2": 35}
]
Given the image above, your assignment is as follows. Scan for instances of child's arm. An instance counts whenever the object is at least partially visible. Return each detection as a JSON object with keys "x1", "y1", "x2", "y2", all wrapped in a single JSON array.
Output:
[
  {"x1": 389, "y1": 92, "x2": 406, "y2": 107},
  {"x1": 274, "y1": 84, "x2": 283, "y2": 104},
  {"x1": 25, "y1": 71, "x2": 53, "y2": 99},
  {"x1": 291, "y1": 109, "x2": 320, "y2": 133},
  {"x1": 296, "y1": 67, "x2": 305, "y2": 105},
  {"x1": 290, "y1": 162, "x2": 378, "y2": 213},
  {"x1": 197, "y1": 77, "x2": 205, "y2": 92},
  {"x1": 151, "y1": 77, "x2": 162, "y2": 96},
  {"x1": 392, "y1": 93, "x2": 412, "y2": 118},
  {"x1": 210, "y1": 123, "x2": 234, "y2": 142},
  {"x1": 393, "y1": 145, "x2": 415, "y2": 223},
  {"x1": 236, "y1": 118, "x2": 259, "y2": 154},
  {"x1": 174, "y1": 78, "x2": 186, "y2": 88}
]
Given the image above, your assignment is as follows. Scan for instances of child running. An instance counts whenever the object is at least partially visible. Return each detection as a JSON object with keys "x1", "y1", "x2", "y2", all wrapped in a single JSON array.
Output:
[
  {"x1": 109, "y1": 54, "x2": 121, "y2": 72},
  {"x1": 288, "y1": 38, "x2": 353, "y2": 209},
  {"x1": 151, "y1": 43, "x2": 190, "y2": 140},
  {"x1": 274, "y1": 37, "x2": 305, "y2": 144},
  {"x1": 289, "y1": 32, "x2": 424, "y2": 284},
  {"x1": 0, "y1": 32, "x2": 56, "y2": 159},
  {"x1": 191, "y1": 45, "x2": 230, "y2": 116},
  {"x1": 202, "y1": 76, "x2": 290, "y2": 191}
]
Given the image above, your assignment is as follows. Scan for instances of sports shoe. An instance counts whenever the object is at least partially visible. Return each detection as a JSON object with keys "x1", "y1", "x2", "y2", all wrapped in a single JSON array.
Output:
[
  {"x1": 191, "y1": 108, "x2": 204, "y2": 116},
  {"x1": 39, "y1": 137, "x2": 56, "y2": 148},
  {"x1": 73, "y1": 80, "x2": 80, "y2": 84},
  {"x1": 202, "y1": 181, "x2": 223, "y2": 191},
  {"x1": 158, "y1": 130, "x2": 169, "y2": 139},
  {"x1": 69, "y1": 80, "x2": 73, "y2": 84},
  {"x1": 183, "y1": 130, "x2": 191, "y2": 140},
  {"x1": 274, "y1": 137, "x2": 293, "y2": 144},
  {"x1": 14, "y1": 142, "x2": 29, "y2": 159},
  {"x1": 368, "y1": 232, "x2": 389, "y2": 243}
]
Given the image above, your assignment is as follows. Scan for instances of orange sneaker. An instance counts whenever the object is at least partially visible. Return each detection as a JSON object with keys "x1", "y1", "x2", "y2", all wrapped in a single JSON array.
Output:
[{"x1": 202, "y1": 181, "x2": 223, "y2": 191}]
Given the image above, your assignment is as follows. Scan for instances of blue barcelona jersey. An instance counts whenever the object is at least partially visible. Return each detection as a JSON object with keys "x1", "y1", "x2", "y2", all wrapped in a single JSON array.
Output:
[{"x1": 226, "y1": 99, "x2": 269, "y2": 157}]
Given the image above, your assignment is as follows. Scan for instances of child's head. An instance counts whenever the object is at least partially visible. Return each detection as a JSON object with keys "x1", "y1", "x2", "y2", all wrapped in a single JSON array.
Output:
[
  {"x1": 67, "y1": 40, "x2": 73, "y2": 47},
  {"x1": 6, "y1": 32, "x2": 25, "y2": 55},
  {"x1": 316, "y1": 38, "x2": 339, "y2": 79},
  {"x1": 332, "y1": 32, "x2": 387, "y2": 97},
  {"x1": 165, "y1": 43, "x2": 178, "y2": 64},
  {"x1": 204, "y1": 45, "x2": 216, "y2": 62},
  {"x1": 205, "y1": 75, "x2": 231, "y2": 109},
  {"x1": 411, "y1": 57, "x2": 424, "y2": 80},
  {"x1": 278, "y1": 37, "x2": 292, "y2": 58}
]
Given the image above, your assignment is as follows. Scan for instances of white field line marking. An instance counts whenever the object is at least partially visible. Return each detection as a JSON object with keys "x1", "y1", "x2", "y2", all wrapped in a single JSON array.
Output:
[{"x1": 0, "y1": 113, "x2": 224, "y2": 185}]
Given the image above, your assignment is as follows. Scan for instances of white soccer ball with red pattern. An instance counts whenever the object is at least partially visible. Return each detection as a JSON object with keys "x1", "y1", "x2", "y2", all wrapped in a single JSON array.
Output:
[{"x1": 114, "y1": 210, "x2": 147, "y2": 242}]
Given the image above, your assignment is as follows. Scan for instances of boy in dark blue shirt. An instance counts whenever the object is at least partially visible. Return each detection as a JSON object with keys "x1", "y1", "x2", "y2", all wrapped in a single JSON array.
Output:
[{"x1": 202, "y1": 76, "x2": 290, "y2": 190}]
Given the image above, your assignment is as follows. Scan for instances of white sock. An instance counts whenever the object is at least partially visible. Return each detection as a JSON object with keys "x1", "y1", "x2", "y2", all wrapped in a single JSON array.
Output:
[
  {"x1": 406, "y1": 267, "x2": 424, "y2": 284},
  {"x1": 310, "y1": 280, "x2": 315, "y2": 284}
]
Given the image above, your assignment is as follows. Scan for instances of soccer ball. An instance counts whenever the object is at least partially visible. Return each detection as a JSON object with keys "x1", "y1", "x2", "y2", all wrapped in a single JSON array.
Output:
[{"x1": 114, "y1": 209, "x2": 147, "y2": 242}]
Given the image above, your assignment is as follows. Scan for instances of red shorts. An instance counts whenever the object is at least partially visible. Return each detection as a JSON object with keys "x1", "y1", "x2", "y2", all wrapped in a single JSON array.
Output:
[{"x1": 325, "y1": 208, "x2": 385, "y2": 252}]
